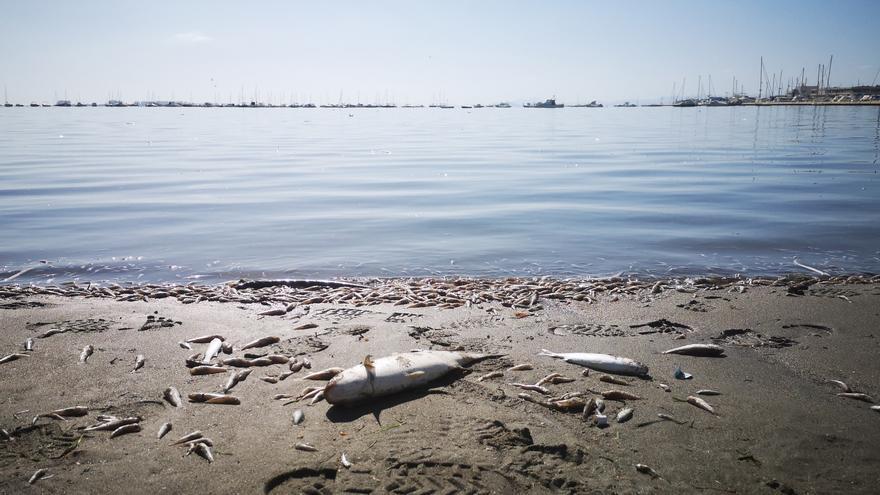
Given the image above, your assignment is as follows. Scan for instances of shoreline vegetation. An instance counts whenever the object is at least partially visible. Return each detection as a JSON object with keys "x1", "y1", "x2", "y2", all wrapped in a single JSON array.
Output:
[{"x1": 1, "y1": 272, "x2": 879, "y2": 493}]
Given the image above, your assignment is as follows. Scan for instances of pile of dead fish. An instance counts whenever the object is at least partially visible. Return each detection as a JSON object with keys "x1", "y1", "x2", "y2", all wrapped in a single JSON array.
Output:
[{"x1": 3, "y1": 273, "x2": 877, "y2": 312}]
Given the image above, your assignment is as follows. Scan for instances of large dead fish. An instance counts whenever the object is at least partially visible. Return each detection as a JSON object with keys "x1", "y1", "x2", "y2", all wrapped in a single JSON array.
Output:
[
  {"x1": 202, "y1": 338, "x2": 223, "y2": 364},
  {"x1": 662, "y1": 344, "x2": 725, "y2": 357},
  {"x1": 538, "y1": 349, "x2": 648, "y2": 376},
  {"x1": 324, "y1": 350, "x2": 501, "y2": 406}
]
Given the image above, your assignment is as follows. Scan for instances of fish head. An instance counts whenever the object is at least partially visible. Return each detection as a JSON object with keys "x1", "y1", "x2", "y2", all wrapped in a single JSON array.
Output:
[{"x1": 323, "y1": 366, "x2": 370, "y2": 405}]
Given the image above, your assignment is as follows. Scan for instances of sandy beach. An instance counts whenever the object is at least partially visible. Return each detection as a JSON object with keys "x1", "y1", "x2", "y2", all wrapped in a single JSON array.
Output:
[{"x1": 1, "y1": 276, "x2": 879, "y2": 494}]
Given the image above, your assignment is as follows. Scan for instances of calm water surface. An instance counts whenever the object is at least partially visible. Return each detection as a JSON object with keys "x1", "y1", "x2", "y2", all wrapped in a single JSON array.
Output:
[{"x1": 1, "y1": 106, "x2": 879, "y2": 284}]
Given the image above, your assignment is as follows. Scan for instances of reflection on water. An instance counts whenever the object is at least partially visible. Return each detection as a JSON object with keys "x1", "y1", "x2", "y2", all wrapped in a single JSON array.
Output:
[{"x1": 0, "y1": 106, "x2": 878, "y2": 284}]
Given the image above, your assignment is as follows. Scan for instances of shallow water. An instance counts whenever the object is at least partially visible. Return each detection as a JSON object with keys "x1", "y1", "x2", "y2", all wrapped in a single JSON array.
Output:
[{"x1": 1, "y1": 105, "x2": 878, "y2": 284}]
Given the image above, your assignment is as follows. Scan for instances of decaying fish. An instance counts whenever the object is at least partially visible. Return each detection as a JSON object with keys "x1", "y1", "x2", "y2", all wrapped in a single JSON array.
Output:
[
  {"x1": 190, "y1": 443, "x2": 214, "y2": 463},
  {"x1": 616, "y1": 407, "x2": 634, "y2": 423},
  {"x1": 33, "y1": 406, "x2": 88, "y2": 424},
  {"x1": 510, "y1": 383, "x2": 550, "y2": 394},
  {"x1": 544, "y1": 375, "x2": 576, "y2": 384},
  {"x1": 477, "y1": 371, "x2": 504, "y2": 382},
  {"x1": 635, "y1": 463, "x2": 661, "y2": 479},
  {"x1": 0, "y1": 353, "x2": 29, "y2": 365},
  {"x1": 278, "y1": 371, "x2": 294, "y2": 381},
  {"x1": 309, "y1": 390, "x2": 325, "y2": 405},
  {"x1": 827, "y1": 380, "x2": 851, "y2": 393},
  {"x1": 696, "y1": 389, "x2": 722, "y2": 396},
  {"x1": 260, "y1": 376, "x2": 279, "y2": 384},
  {"x1": 220, "y1": 341, "x2": 233, "y2": 354},
  {"x1": 188, "y1": 393, "x2": 241, "y2": 405},
  {"x1": 132, "y1": 354, "x2": 145, "y2": 372},
  {"x1": 535, "y1": 373, "x2": 562, "y2": 387},
  {"x1": 172, "y1": 431, "x2": 203, "y2": 445},
  {"x1": 294, "y1": 442, "x2": 317, "y2": 452},
  {"x1": 292, "y1": 409, "x2": 304, "y2": 425},
  {"x1": 223, "y1": 369, "x2": 252, "y2": 393},
  {"x1": 178, "y1": 341, "x2": 193, "y2": 350},
  {"x1": 80, "y1": 345, "x2": 94, "y2": 363},
  {"x1": 341, "y1": 452, "x2": 352, "y2": 468},
  {"x1": 266, "y1": 354, "x2": 290, "y2": 364},
  {"x1": 838, "y1": 393, "x2": 874, "y2": 403},
  {"x1": 158, "y1": 422, "x2": 172, "y2": 439},
  {"x1": 38, "y1": 328, "x2": 66, "y2": 339},
  {"x1": 259, "y1": 308, "x2": 286, "y2": 316},
  {"x1": 84, "y1": 417, "x2": 140, "y2": 431},
  {"x1": 686, "y1": 395, "x2": 717, "y2": 414},
  {"x1": 302, "y1": 367, "x2": 345, "y2": 381},
  {"x1": 659, "y1": 383, "x2": 671, "y2": 392},
  {"x1": 508, "y1": 363, "x2": 534, "y2": 371},
  {"x1": 28, "y1": 468, "x2": 50, "y2": 484},
  {"x1": 662, "y1": 343, "x2": 725, "y2": 357},
  {"x1": 582, "y1": 398, "x2": 598, "y2": 419},
  {"x1": 163, "y1": 387, "x2": 183, "y2": 407},
  {"x1": 186, "y1": 334, "x2": 225, "y2": 344},
  {"x1": 325, "y1": 350, "x2": 502, "y2": 406},
  {"x1": 110, "y1": 423, "x2": 141, "y2": 438},
  {"x1": 599, "y1": 374, "x2": 630, "y2": 386},
  {"x1": 539, "y1": 349, "x2": 648, "y2": 376},
  {"x1": 289, "y1": 360, "x2": 304, "y2": 372},
  {"x1": 202, "y1": 338, "x2": 223, "y2": 364},
  {"x1": 241, "y1": 336, "x2": 280, "y2": 351},
  {"x1": 222, "y1": 358, "x2": 253, "y2": 368},
  {"x1": 601, "y1": 390, "x2": 641, "y2": 401},
  {"x1": 189, "y1": 365, "x2": 227, "y2": 376}
]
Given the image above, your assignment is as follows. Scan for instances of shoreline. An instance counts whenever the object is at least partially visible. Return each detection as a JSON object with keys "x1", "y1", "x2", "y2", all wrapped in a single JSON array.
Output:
[{"x1": 2, "y1": 276, "x2": 879, "y2": 493}]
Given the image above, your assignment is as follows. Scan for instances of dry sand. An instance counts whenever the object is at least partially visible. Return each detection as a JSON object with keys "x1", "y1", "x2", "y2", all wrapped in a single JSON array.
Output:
[{"x1": 1, "y1": 279, "x2": 879, "y2": 494}]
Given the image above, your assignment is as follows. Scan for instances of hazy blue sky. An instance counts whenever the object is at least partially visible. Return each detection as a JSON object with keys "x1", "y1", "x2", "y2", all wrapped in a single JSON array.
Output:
[{"x1": 2, "y1": 0, "x2": 879, "y2": 104}]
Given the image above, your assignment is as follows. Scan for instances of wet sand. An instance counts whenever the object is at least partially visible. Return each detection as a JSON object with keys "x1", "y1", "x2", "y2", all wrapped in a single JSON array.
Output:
[{"x1": 1, "y1": 277, "x2": 879, "y2": 494}]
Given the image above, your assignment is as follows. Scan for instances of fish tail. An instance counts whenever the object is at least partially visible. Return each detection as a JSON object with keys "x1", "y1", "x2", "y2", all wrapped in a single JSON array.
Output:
[
  {"x1": 538, "y1": 349, "x2": 563, "y2": 359},
  {"x1": 460, "y1": 353, "x2": 505, "y2": 365}
]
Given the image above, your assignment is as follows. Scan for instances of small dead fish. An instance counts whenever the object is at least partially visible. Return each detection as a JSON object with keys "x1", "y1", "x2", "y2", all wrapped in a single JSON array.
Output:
[
  {"x1": 309, "y1": 390, "x2": 325, "y2": 405},
  {"x1": 838, "y1": 393, "x2": 874, "y2": 403},
  {"x1": 658, "y1": 383, "x2": 671, "y2": 392},
  {"x1": 510, "y1": 383, "x2": 550, "y2": 394},
  {"x1": 582, "y1": 398, "x2": 598, "y2": 419},
  {"x1": 635, "y1": 463, "x2": 661, "y2": 479},
  {"x1": 189, "y1": 365, "x2": 227, "y2": 376},
  {"x1": 551, "y1": 397, "x2": 586, "y2": 411},
  {"x1": 266, "y1": 354, "x2": 290, "y2": 364},
  {"x1": 341, "y1": 452, "x2": 352, "y2": 468},
  {"x1": 241, "y1": 336, "x2": 280, "y2": 351},
  {"x1": 507, "y1": 363, "x2": 534, "y2": 371},
  {"x1": 158, "y1": 422, "x2": 172, "y2": 439},
  {"x1": 545, "y1": 375, "x2": 576, "y2": 384},
  {"x1": 686, "y1": 395, "x2": 717, "y2": 414},
  {"x1": 260, "y1": 376, "x2": 279, "y2": 384},
  {"x1": 191, "y1": 443, "x2": 214, "y2": 463},
  {"x1": 602, "y1": 390, "x2": 641, "y2": 401},
  {"x1": 662, "y1": 343, "x2": 725, "y2": 357},
  {"x1": 178, "y1": 341, "x2": 193, "y2": 350},
  {"x1": 294, "y1": 442, "x2": 317, "y2": 452},
  {"x1": 189, "y1": 393, "x2": 241, "y2": 405},
  {"x1": 599, "y1": 374, "x2": 630, "y2": 386},
  {"x1": 292, "y1": 409, "x2": 304, "y2": 425},
  {"x1": 80, "y1": 345, "x2": 94, "y2": 363},
  {"x1": 186, "y1": 334, "x2": 225, "y2": 344},
  {"x1": 293, "y1": 323, "x2": 318, "y2": 330},
  {"x1": 302, "y1": 357, "x2": 312, "y2": 369},
  {"x1": 84, "y1": 417, "x2": 140, "y2": 431},
  {"x1": 172, "y1": 431, "x2": 203, "y2": 445},
  {"x1": 220, "y1": 341, "x2": 233, "y2": 354},
  {"x1": 534, "y1": 373, "x2": 562, "y2": 387},
  {"x1": 279, "y1": 371, "x2": 295, "y2": 381},
  {"x1": 289, "y1": 360, "x2": 304, "y2": 372},
  {"x1": 163, "y1": 387, "x2": 183, "y2": 407},
  {"x1": 202, "y1": 338, "x2": 223, "y2": 364},
  {"x1": 827, "y1": 379, "x2": 851, "y2": 393},
  {"x1": 24, "y1": 338, "x2": 34, "y2": 351},
  {"x1": 477, "y1": 371, "x2": 504, "y2": 382},
  {"x1": 274, "y1": 394, "x2": 295, "y2": 400},
  {"x1": 110, "y1": 423, "x2": 141, "y2": 438},
  {"x1": 259, "y1": 308, "x2": 286, "y2": 316},
  {"x1": 28, "y1": 468, "x2": 51, "y2": 484},
  {"x1": 38, "y1": 328, "x2": 66, "y2": 338},
  {"x1": 223, "y1": 369, "x2": 252, "y2": 393},
  {"x1": 696, "y1": 389, "x2": 722, "y2": 396},
  {"x1": 616, "y1": 407, "x2": 634, "y2": 423},
  {"x1": 657, "y1": 413, "x2": 687, "y2": 425},
  {"x1": 302, "y1": 367, "x2": 345, "y2": 381},
  {"x1": 132, "y1": 354, "x2": 145, "y2": 372},
  {"x1": 183, "y1": 437, "x2": 214, "y2": 447},
  {"x1": 34, "y1": 406, "x2": 88, "y2": 424},
  {"x1": 222, "y1": 358, "x2": 254, "y2": 368},
  {"x1": 0, "y1": 353, "x2": 29, "y2": 365}
]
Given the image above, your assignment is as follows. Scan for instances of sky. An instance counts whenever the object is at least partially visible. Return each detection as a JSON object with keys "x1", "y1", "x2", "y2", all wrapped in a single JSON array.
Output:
[{"x1": 1, "y1": 0, "x2": 879, "y2": 105}]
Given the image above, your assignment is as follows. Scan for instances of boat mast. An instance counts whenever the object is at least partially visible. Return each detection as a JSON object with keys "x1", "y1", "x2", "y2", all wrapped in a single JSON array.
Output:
[
  {"x1": 826, "y1": 55, "x2": 833, "y2": 90},
  {"x1": 758, "y1": 57, "x2": 763, "y2": 100}
]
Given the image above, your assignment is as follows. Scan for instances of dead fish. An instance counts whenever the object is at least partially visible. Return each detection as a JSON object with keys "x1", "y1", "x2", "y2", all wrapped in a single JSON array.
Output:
[
  {"x1": 302, "y1": 367, "x2": 345, "y2": 381},
  {"x1": 178, "y1": 341, "x2": 193, "y2": 350},
  {"x1": 827, "y1": 379, "x2": 851, "y2": 393},
  {"x1": 260, "y1": 376, "x2": 279, "y2": 384},
  {"x1": 662, "y1": 343, "x2": 725, "y2": 357},
  {"x1": 635, "y1": 463, "x2": 661, "y2": 479},
  {"x1": 249, "y1": 357, "x2": 274, "y2": 367},
  {"x1": 24, "y1": 338, "x2": 34, "y2": 352},
  {"x1": 323, "y1": 350, "x2": 502, "y2": 406},
  {"x1": 28, "y1": 468, "x2": 50, "y2": 484},
  {"x1": 189, "y1": 365, "x2": 227, "y2": 376},
  {"x1": 871, "y1": 405, "x2": 880, "y2": 412},
  {"x1": 259, "y1": 308, "x2": 286, "y2": 316},
  {"x1": 616, "y1": 407, "x2": 634, "y2": 423},
  {"x1": 80, "y1": 345, "x2": 94, "y2": 363},
  {"x1": 202, "y1": 338, "x2": 223, "y2": 364},
  {"x1": 191, "y1": 443, "x2": 214, "y2": 463},
  {"x1": 292, "y1": 409, "x2": 304, "y2": 425},
  {"x1": 309, "y1": 390, "x2": 325, "y2": 405},
  {"x1": 241, "y1": 336, "x2": 280, "y2": 351},
  {"x1": 84, "y1": 417, "x2": 141, "y2": 431},
  {"x1": 602, "y1": 390, "x2": 641, "y2": 401},
  {"x1": 186, "y1": 334, "x2": 225, "y2": 344},
  {"x1": 172, "y1": 431, "x2": 203, "y2": 445},
  {"x1": 183, "y1": 437, "x2": 214, "y2": 447},
  {"x1": 294, "y1": 442, "x2": 317, "y2": 452},
  {"x1": 266, "y1": 355, "x2": 290, "y2": 364},
  {"x1": 477, "y1": 371, "x2": 504, "y2": 382},
  {"x1": 289, "y1": 360, "x2": 304, "y2": 372},
  {"x1": 510, "y1": 383, "x2": 550, "y2": 394},
  {"x1": 599, "y1": 374, "x2": 630, "y2": 386},
  {"x1": 302, "y1": 357, "x2": 312, "y2": 369},
  {"x1": 158, "y1": 422, "x2": 172, "y2": 439},
  {"x1": 686, "y1": 395, "x2": 717, "y2": 414},
  {"x1": 596, "y1": 399, "x2": 606, "y2": 412},
  {"x1": 293, "y1": 323, "x2": 318, "y2": 330},
  {"x1": 582, "y1": 398, "x2": 598, "y2": 419},
  {"x1": 657, "y1": 413, "x2": 687, "y2": 425},
  {"x1": 274, "y1": 394, "x2": 295, "y2": 400},
  {"x1": 508, "y1": 363, "x2": 534, "y2": 371},
  {"x1": 279, "y1": 371, "x2": 295, "y2": 381},
  {"x1": 539, "y1": 349, "x2": 648, "y2": 376},
  {"x1": 838, "y1": 393, "x2": 874, "y2": 403},
  {"x1": 34, "y1": 406, "x2": 88, "y2": 424},
  {"x1": 110, "y1": 423, "x2": 141, "y2": 438},
  {"x1": 189, "y1": 393, "x2": 240, "y2": 405},
  {"x1": 545, "y1": 375, "x2": 576, "y2": 384},
  {"x1": 223, "y1": 369, "x2": 252, "y2": 393},
  {"x1": 38, "y1": 328, "x2": 66, "y2": 338},
  {"x1": 220, "y1": 341, "x2": 233, "y2": 354},
  {"x1": 534, "y1": 373, "x2": 561, "y2": 386},
  {"x1": 659, "y1": 383, "x2": 671, "y2": 392},
  {"x1": 696, "y1": 389, "x2": 722, "y2": 396},
  {"x1": 163, "y1": 387, "x2": 183, "y2": 407},
  {"x1": 0, "y1": 353, "x2": 29, "y2": 365},
  {"x1": 341, "y1": 452, "x2": 352, "y2": 468},
  {"x1": 551, "y1": 397, "x2": 587, "y2": 411},
  {"x1": 221, "y1": 358, "x2": 253, "y2": 368},
  {"x1": 132, "y1": 354, "x2": 145, "y2": 372}
]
